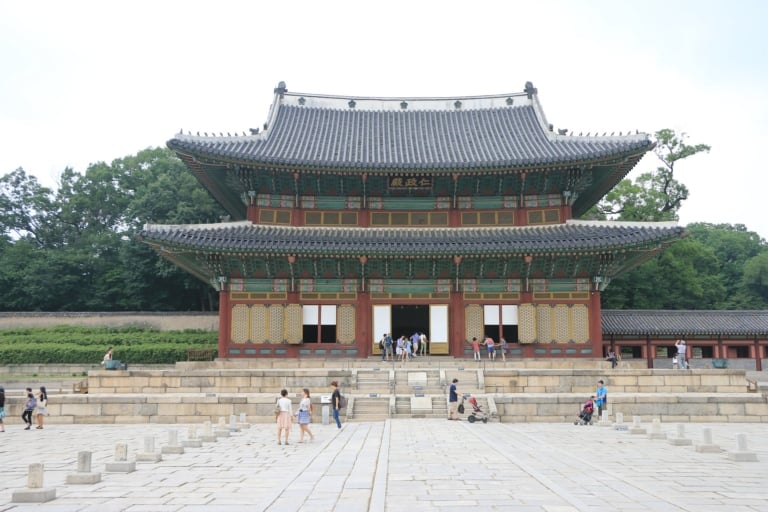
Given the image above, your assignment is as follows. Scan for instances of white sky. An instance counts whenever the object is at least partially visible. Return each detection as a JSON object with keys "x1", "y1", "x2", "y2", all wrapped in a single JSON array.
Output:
[{"x1": 1, "y1": 0, "x2": 766, "y2": 237}]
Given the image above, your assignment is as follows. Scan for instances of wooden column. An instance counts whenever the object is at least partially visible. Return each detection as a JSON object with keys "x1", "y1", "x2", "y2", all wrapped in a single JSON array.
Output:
[
  {"x1": 356, "y1": 292, "x2": 371, "y2": 356},
  {"x1": 246, "y1": 204, "x2": 258, "y2": 223},
  {"x1": 217, "y1": 287, "x2": 230, "y2": 358},
  {"x1": 589, "y1": 291, "x2": 603, "y2": 357},
  {"x1": 449, "y1": 292, "x2": 464, "y2": 356}
]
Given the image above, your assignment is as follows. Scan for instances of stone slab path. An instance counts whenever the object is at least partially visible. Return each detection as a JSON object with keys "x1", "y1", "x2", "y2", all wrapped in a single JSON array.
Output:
[{"x1": 0, "y1": 419, "x2": 766, "y2": 511}]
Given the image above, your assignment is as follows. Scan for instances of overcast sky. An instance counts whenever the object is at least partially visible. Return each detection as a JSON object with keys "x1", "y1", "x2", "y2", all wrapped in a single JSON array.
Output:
[{"x1": 1, "y1": 0, "x2": 766, "y2": 237}]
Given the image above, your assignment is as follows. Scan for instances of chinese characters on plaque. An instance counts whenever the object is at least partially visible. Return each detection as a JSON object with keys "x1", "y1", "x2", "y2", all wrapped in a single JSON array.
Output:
[{"x1": 388, "y1": 175, "x2": 432, "y2": 190}]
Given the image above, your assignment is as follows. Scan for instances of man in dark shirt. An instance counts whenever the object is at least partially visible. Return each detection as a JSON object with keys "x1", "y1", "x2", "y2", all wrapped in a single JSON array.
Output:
[{"x1": 448, "y1": 378, "x2": 460, "y2": 420}]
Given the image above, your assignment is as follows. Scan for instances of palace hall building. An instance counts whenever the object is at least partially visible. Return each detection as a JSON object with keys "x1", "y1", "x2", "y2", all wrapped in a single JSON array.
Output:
[{"x1": 139, "y1": 81, "x2": 685, "y2": 360}]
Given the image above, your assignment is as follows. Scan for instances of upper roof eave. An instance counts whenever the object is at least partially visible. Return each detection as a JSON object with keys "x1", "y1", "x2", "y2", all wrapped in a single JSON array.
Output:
[{"x1": 169, "y1": 81, "x2": 652, "y2": 173}]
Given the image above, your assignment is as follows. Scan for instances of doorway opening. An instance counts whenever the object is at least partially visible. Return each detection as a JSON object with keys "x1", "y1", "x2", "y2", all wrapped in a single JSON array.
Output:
[{"x1": 391, "y1": 305, "x2": 430, "y2": 340}]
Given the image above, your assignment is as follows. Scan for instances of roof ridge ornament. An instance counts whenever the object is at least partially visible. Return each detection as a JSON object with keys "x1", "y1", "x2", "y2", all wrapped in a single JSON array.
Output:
[
  {"x1": 274, "y1": 81, "x2": 288, "y2": 95},
  {"x1": 524, "y1": 81, "x2": 538, "y2": 99}
]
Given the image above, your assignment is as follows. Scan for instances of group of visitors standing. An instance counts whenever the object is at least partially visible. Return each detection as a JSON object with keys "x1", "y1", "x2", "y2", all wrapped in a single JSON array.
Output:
[
  {"x1": 274, "y1": 380, "x2": 346, "y2": 444},
  {"x1": 379, "y1": 332, "x2": 428, "y2": 362},
  {"x1": 0, "y1": 385, "x2": 48, "y2": 432},
  {"x1": 471, "y1": 335, "x2": 507, "y2": 361}
]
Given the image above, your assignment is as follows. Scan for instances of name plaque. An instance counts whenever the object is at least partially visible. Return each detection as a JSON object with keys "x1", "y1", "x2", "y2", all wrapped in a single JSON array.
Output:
[{"x1": 388, "y1": 175, "x2": 432, "y2": 190}]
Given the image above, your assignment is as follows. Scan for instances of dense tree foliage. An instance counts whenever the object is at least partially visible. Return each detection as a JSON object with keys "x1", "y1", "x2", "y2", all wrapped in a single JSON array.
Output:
[
  {"x1": 0, "y1": 148, "x2": 225, "y2": 311},
  {"x1": 596, "y1": 130, "x2": 768, "y2": 309}
]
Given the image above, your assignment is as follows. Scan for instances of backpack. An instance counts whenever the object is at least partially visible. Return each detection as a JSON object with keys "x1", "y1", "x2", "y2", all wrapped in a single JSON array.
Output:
[{"x1": 338, "y1": 395, "x2": 348, "y2": 409}]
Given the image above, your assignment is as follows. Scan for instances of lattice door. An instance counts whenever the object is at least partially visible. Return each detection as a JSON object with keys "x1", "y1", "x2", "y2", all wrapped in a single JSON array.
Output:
[
  {"x1": 337, "y1": 304, "x2": 356, "y2": 344},
  {"x1": 572, "y1": 304, "x2": 589, "y2": 343},
  {"x1": 247, "y1": 305, "x2": 266, "y2": 343},
  {"x1": 537, "y1": 305, "x2": 553, "y2": 343},
  {"x1": 285, "y1": 304, "x2": 303, "y2": 344},
  {"x1": 231, "y1": 304, "x2": 250, "y2": 344},
  {"x1": 269, "y1": 305, "x2": 284, "y2": 343},
  {"x1": 518, "y1": 304, "x2": 537, "y2": 343},
  {"x1": 554, "y1": 305, "x2": 570, "y2": 344},
  {"x1": 464, "y1": 304, "x2": 483, "y2": 343}
]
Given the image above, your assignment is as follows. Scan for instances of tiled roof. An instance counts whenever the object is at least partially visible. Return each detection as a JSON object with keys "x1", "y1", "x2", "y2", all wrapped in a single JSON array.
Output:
[
  {"x1": 602, "y1": 310, "x2": 768, "y2": 336},
  {"x1": 138, "y1": 220, "x2": 683, "y2": 257},
  {"x1": 168, "y1": 83, "x2": 651, "y2": 171}
]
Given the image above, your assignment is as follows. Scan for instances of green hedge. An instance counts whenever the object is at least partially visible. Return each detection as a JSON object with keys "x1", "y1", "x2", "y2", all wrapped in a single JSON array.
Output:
[{"x1": 0, "y1": 327, "x2": 217, "y2": 364}]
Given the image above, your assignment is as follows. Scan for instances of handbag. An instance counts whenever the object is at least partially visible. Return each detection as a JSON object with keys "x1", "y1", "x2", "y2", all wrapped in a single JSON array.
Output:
[{"x1": 458, "y1": 403, "x2": 465, "y2": 414}]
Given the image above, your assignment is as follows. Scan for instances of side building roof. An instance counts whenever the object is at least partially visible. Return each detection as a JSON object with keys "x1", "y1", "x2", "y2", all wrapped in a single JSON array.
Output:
[{"x1": 602, "y1": 310, "x2": 768, "y2": 337}]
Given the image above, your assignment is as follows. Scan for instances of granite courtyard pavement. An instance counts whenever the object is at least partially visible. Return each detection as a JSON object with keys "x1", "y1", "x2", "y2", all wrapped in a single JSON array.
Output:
[{"x1": 0, "y1": 418, "x2": 766, "y2": 511}]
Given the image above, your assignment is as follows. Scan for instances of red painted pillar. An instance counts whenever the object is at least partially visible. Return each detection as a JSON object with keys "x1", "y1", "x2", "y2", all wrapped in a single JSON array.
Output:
[
  {"x1": 246, "y1": 203, "x2": 258, "y2": 223},
  {"x1": 218, "y1": 287, "x2": 230, "y2": 358},
  {"x1": 356, "y1": 291, "x2": 371, "y2": 356},
  {"x1": 450, "y1": 292, "x2": 464, "y2": 356},
  {"x1": 589, "y1": 291, "x2": 603, "y2": 357}
]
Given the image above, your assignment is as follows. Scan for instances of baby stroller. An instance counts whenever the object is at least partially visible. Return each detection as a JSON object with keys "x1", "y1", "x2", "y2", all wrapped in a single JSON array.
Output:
[
  {"x1": 466, "y1": 396, "x2": 488, "y2": 423},
  {"x1": 574, "y1": 399, "x2": 594, "y2": 425}
]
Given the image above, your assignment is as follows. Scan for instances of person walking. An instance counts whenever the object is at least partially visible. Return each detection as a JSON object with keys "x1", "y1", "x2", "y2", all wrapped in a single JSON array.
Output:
[
  {"x1": 419, "y1": 332, "x2": 427, "y2": 356},
  {"x1": 595, "y1": 380, "x2": 608, "y2": 419},
  {"x1": 675, "y1": 339, "x2": 688, "y2": 369},
  {"x1": 499, "y1": 336, "x2": 507, "y2": 362},
  {"x1": 330, "y1": 381, "x2": 343, "y2": 429},
  {"x1": 295, "y1": 388, "x2": 315, "y2": 443},
  {"x1": 275, "y1": 389, "x2": 293, "y2": 445},
  {"x1": 396, "y1": 336, "x2": 404, "y2": 361},
  {"x1": 484, "y1": 335, "x2": 496, "y2": 360},
  {"x1": 384, "y1": 333, "x2": 393, "y2": 361},
  {"x1": 471, "y1": 337, "x2": 481, "y2": 361},
  {"x1": 0, "y1": 386, "x2": 6, "y2": 432},
  {"x1": 35, "y1": 386, "x2": 48, "y2": 429},
  {"x1": 404, "y1": 336, "x2": 412, "y2": 362},
  {"x1": 21, "y1": 391, "x2": 36, "y2": 430},
  {"x1": 379, "y1": 333, "x2": 387, "y2": 361},
  {"x1": 447, "y1": 378, "x2": 460, "y2": 420}
]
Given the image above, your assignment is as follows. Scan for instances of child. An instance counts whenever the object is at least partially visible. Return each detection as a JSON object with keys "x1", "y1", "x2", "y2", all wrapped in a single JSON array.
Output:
[
  {"x1": 471, "y1": 337, "x2": 480, "y2": 361},
  {"x1": 22, "y1": 392, "x2": 37, "y2": 430}
]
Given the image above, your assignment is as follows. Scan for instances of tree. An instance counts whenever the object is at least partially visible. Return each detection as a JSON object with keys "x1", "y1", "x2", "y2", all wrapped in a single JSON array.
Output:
[
  {"x1": 0, "y1": 148, "x2": 225, "y2": 311},
  {"x1": 594, "y1": 129, "x2": 710, "y2": 221},
  {"x1": 602, "y1": 238, "x2": 727, "y2": 309},
  {"x1": 742, "y1": 252, "x2": 768, "y2": 303},
  {"x1": 0, "y1": 168, "x2": 57, "y2": 246}
]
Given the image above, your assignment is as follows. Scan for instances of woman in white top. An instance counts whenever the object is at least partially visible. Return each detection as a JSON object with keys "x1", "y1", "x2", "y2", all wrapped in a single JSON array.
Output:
[
  {"x1": 35, "y1": 386, "x2": 48, "y2": 429},
  {"x1": 276, "y1": 389, "x2": 293, "y2": 445},
  {"x1": 295, "y1": 388, "x2": 315, "y2": 443}
]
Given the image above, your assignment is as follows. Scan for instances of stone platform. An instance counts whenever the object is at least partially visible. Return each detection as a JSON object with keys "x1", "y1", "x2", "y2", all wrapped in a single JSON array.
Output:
[{"x1": 2, "y1": 358, "x2": 766, "y2": 424}]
